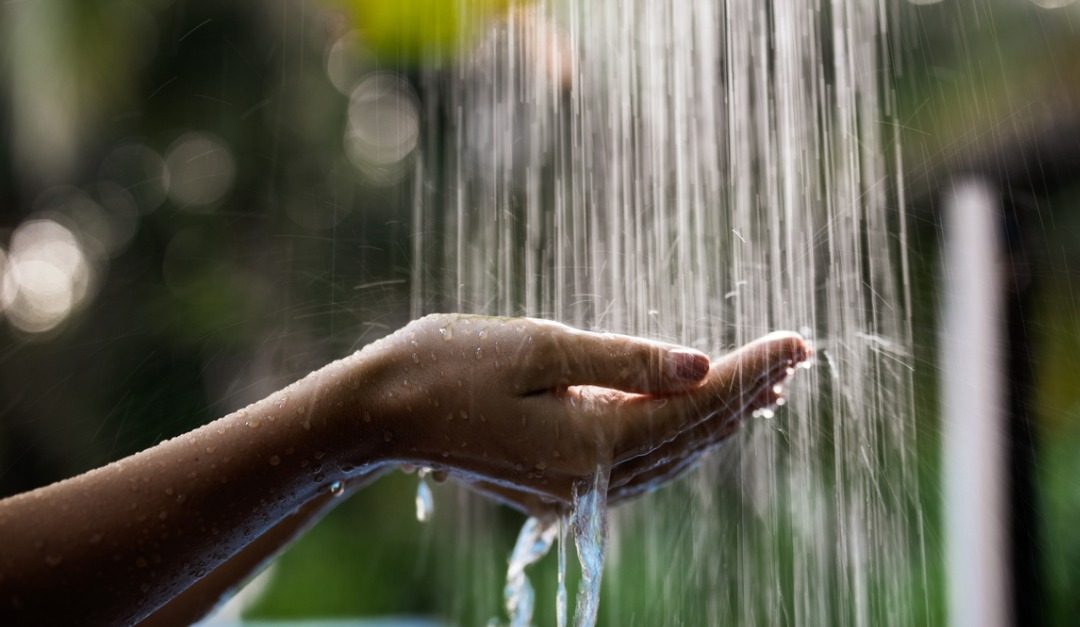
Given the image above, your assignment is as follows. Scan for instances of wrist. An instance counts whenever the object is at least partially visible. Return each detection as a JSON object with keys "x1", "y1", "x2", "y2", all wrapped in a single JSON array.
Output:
[{"x1": 304, "y1": 342, "x2": 407, "y2": 473}]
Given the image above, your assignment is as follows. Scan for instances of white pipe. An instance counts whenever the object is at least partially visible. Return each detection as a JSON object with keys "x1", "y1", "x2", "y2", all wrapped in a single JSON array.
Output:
[{"x1": 941, "y1": 178, "x2": 1011, "y2": 627}]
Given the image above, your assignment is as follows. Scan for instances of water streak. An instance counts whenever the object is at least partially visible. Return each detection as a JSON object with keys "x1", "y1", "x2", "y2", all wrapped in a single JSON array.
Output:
[
  {"x1": 504, "y1": 516, "x2": 559, "y2": 626},
  {"x1": 556, "y1": 515, "x2": 568, "y2": 627},
  {"x1": 571, "y1": 467, "x2": 610, "y2": 627},
  {"x1": 413, "y1": 0, "x2": 923, "y2": 623}
]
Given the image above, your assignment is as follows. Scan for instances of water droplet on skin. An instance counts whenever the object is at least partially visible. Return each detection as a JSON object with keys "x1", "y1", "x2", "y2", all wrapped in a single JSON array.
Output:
[
  {"x1": 205, "y1": 446, "x2": 216, "y2": 454},
  {"x1": 775, "y1": 397, "x2": 787, "y2": 406},
  {"x1": 412, "y1": 353, "x2": 420, "y2": 364},
  {"x1": 440, "y1": 326, "x2": 453, "y2": 340},
  {"x1": 329, "y1": 480, "x2": 345, "y2": 497},
  {"x1": 269, "y1": 455, "x2": 281, "y2": 466},
  {"x1": 475, "y1": 347, "x2": 483, "y2": 360},
  {"x1": 786, "y1": 367, "x2": 796, "y2": 376},
  {"x1": 479, "y1": 330, "x2": 488, "y2": 340},
  {"x1": 773, "y1": 384, "x2": 785, "y2": 395}
]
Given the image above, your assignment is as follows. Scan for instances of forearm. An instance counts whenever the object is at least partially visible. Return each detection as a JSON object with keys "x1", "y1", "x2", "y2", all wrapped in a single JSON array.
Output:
[
  {"x1": 137, "y1": 471, "x2": 383, "y2": 627},
  {"x1": 0, "y1": 350, "x2": 391, "y2": 626}
]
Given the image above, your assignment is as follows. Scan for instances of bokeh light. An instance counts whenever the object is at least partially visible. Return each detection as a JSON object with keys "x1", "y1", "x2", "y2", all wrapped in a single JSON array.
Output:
[
  {"x1": 344, "y1": 73, "x2": 420, "y2": 184},
  {"x1": 0, "y1": 219, "x2": 93, "y2": 334},
  {"x1": 164, "y1": 132, "x2": 236, "y2": 208},
  {"x1": 99, "y1": 142, "x2": 170, "y2": 214},
  {"x1": 326, "y1": 31, "x2": 371, "y2": 95},
  {"x1": 33, "y1": 185, "x2": 137, "y2": 259}
]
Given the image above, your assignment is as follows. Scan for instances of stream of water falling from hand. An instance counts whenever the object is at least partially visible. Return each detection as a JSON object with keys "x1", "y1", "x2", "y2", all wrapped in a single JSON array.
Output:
[{"x1": 411, "y1": 0, "x2": 923, "y2": 624}]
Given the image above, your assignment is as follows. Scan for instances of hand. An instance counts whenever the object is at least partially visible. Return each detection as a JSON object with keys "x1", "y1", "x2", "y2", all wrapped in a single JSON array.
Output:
[{"x1": 360, "y1": 314, "x2": 809, "y2": 515}]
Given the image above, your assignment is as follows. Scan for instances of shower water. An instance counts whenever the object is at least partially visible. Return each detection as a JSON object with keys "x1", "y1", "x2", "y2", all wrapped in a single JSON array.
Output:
[{"x1": 410, "y1": 0, "x2": 922, "y2": 625}]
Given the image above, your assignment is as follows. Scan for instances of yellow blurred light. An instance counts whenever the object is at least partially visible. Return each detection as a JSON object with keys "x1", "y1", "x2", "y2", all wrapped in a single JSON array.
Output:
[{"x1": 336, "y1": 0, "x2": 516, "y2": 64}]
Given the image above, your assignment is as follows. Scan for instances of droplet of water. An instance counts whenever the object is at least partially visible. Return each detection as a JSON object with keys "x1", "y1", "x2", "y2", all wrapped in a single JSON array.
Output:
[
  {"x1": 475, "y1": 347, "x2": 483, "y2": 360},
  {"x1": 416, "y1": 474, "x2": 434, "y2": 522},
  {"x1": 440, "y1": 326, "x2": 453, "y2": 340},
  {"x1": 329, "y1": 480, "x2": 345, "y2": 497}
]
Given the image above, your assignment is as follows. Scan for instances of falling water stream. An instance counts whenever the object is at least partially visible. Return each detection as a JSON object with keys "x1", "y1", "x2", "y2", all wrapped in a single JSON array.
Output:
[{"x1": 410, "y1": 0, "x2": 922, "y2": 625}]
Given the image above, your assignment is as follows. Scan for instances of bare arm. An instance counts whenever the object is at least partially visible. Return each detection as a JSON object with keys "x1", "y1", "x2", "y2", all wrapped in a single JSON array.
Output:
[
  {"x1": 136, "y1": 473, "x2": 381, "y2": 627},
  {"x1": 0, "y1": 349, "x2": 392, "y2": 625},
  {"x1": 0, "y1": 314, "x2": 808, "y2": 625}
]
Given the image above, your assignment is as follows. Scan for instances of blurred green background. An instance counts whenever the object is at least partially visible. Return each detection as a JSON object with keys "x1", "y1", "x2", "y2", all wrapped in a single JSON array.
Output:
[{"x1": 0, "y1": 0, "x2": 1078, "y2": 624}]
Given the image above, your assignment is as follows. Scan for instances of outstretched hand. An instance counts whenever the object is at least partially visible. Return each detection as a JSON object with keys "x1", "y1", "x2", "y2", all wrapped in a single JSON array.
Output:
[{"x1": 361, "y1": 314, "x2": 810, "y2": 515}]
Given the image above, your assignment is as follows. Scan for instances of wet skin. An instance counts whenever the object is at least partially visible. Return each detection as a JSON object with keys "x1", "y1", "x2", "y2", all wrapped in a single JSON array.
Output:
[{"x1": 0, "y1": 314, "x2": 809, "y2": 625}]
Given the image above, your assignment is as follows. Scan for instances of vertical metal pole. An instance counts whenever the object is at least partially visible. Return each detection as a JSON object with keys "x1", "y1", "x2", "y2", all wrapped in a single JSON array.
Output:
[{"x1": 941, "y1": 178, "x2": 1011, "y2": 627}]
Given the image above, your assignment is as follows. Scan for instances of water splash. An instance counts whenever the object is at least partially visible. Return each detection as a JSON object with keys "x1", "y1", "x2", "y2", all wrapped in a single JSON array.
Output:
[
  {"x1": 504, "y1": 516, "x2": 559, "y2": 627},
  {"x1": 500, "y1": 469, "x2": 609, "y2": 627}
]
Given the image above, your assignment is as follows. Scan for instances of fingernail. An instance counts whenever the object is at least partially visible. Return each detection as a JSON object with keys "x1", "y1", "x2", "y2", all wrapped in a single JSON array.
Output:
[{"x1": 669, "y1": 349, "x2": 710, "y2": 381}]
